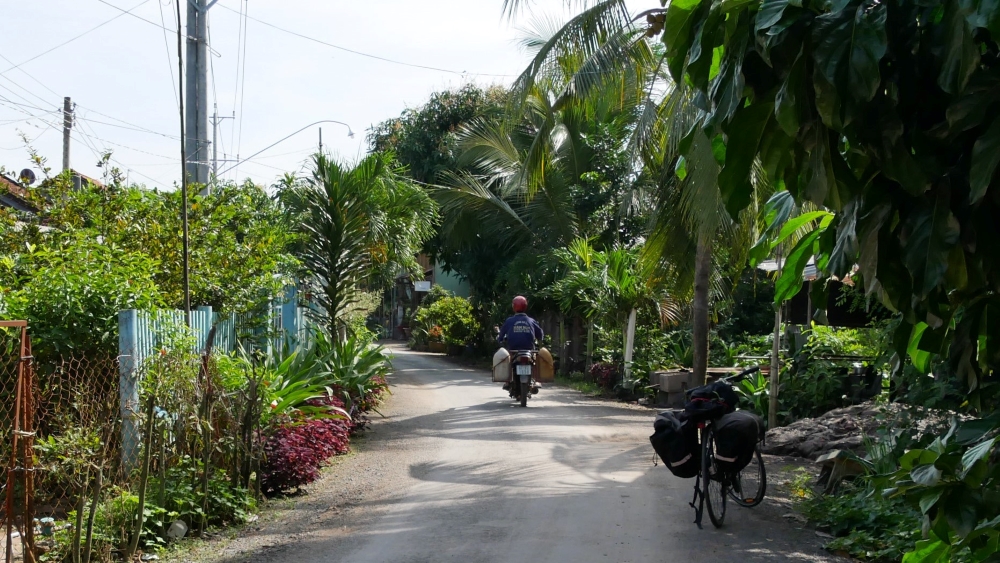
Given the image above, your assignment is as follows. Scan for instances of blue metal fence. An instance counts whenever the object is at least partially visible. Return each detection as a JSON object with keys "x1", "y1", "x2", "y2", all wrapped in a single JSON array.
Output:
[{"x1": 117, "y1": 287, "x2": 312, "y2": 466}]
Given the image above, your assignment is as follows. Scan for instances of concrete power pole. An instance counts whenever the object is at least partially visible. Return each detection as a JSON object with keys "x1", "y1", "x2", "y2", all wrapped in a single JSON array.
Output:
[
  {"x1": 210, "y1": 104, "x2": 234, "y2": 190},
  {"x1": 62, "y1": 97, "x2": 73, "y2": 172},
  {"x1": 185, "y1": 0, "x2": 217, "y2": 186}
]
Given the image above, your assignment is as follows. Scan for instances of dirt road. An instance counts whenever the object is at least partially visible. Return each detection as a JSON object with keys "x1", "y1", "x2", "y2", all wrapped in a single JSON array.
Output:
[{"x1": 201, "y1": 345, "x2": 842, "y2": 563}]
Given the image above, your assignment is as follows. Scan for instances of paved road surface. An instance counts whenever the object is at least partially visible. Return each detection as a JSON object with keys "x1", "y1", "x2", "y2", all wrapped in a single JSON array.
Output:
[{"x1": 214, "y1": 346, "x2": 842, "y2": 563}]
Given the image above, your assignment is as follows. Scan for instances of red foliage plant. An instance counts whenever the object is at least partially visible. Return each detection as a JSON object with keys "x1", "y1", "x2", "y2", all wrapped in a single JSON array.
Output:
[
  {"x1": 259, "y1": 395, "x2": 351, "y2": 495},
  {"x1": 590, "y1": 362, "x2": 619, "y2": 389}
]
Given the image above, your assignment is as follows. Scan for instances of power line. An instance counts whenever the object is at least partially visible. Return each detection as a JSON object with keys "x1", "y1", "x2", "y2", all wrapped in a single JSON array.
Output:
[
  {"x1": 0, "y1": 0, "x2": 152, "y2": 77},
  {"x1": 229, "y1": 0, "x2": 245, "y2": 165},
  {"x1": 158, "y1": 0, "x2": 180, "y2": 109},
  {"x1": 75, "y1": 115, "x2": 181, "y2": 140},
  {"x1": 95, "y1": 0, "x2": 177, "y2": 33},
  {"x1": 234, "y1": 0, "x2": 249, "y2": 181},
  {"x1": 215, "y1": 2, "x2": 512, "y2": 78}
]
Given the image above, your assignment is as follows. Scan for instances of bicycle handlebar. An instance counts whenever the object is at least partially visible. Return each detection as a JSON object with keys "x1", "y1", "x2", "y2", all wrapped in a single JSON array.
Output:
[{"x1": 720, "y1": 366, "x2": 761, "y2": 384}]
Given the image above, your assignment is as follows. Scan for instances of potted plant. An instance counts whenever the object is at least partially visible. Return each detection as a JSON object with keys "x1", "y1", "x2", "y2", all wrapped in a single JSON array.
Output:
[{"x1": 428, "y1": 325, "x2": 447, "y2": 353}]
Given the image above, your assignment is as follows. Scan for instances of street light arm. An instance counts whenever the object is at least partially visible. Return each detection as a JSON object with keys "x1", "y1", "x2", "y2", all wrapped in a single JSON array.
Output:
[{"x1": 217, "y1": 120, "x2": 354, "y2": 177}]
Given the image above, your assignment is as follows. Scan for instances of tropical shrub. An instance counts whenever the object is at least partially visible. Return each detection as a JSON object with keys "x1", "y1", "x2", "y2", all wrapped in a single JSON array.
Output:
[
  {"x1": 1, "y1": 233, "x2": 162, "y2": 360},
  {"x1": 779, "y1": 326, "x2": 888, "y2": 423},
  {"x1": 413, "y1": 295, "x2": 479, "y2": 346}
]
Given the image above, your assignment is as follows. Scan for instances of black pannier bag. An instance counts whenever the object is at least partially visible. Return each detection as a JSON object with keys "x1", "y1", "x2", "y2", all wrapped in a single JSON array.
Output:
[
  {"x1": 713, "y1": 410, "x2": 764, "y2": 475},
  {"x1": 650, "y1": 411, "x2": 700, "y2": 478},
  {"x1": 684, "y1": 380, "x2": 739, "y2": 422}
]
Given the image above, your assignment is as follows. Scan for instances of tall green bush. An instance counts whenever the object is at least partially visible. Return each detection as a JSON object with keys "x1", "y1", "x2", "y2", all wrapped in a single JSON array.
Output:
[
  {"x1": 414, "y1": 294, "x2": 479, "y2": 346},
  {"x1": 1, "y1": 233, "x2": 162, "y2": 360}
]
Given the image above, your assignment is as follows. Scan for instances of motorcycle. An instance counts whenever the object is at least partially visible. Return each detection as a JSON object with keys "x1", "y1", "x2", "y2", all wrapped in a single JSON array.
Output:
[{"x1": 493, "y1": 348, "x2": 543, "y2": 407}]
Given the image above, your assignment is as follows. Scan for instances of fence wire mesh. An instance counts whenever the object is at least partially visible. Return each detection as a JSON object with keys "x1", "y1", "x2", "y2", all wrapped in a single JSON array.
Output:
[
  {"x1": 2, "y1": 322, "x2": 125, "y2": 563},
  {"x1": 3, "y1": 322, "x2": 268, "y2": 563},
  {"x1": 1, "y1": 323, "x2": 33, "y2": 563}
]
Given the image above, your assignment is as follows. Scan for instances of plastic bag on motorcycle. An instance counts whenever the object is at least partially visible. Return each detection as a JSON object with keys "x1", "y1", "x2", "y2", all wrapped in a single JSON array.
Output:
[
  {"x1": 650, "y1": 411, "x2": 699, "y2": 478},
  {"x1": 713, "y1": 411, "x2": 764, "y2": 475},
  {"x1": 683, "y1": 380, "x2": 739, "y2": 422}
]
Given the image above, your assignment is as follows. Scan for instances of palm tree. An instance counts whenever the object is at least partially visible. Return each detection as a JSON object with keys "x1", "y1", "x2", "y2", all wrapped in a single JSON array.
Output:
[
  {"x1": 545, "y1": 238, "x2": 683, "y2": 375},
  {"x1": 503, "y1": 1, "x2": 772, "y2": 383},
  {"x1": 280, "y1": 153, "x2": 436, "y2": 335}
]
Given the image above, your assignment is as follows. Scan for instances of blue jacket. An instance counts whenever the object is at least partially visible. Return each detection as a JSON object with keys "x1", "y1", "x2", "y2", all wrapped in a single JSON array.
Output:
[{"x1": 498, "y1": 313, "x2": 543, "y2": 350}]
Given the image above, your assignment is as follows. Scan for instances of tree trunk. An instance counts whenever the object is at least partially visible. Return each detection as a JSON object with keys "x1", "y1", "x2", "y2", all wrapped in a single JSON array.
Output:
[{"x1": 692, "y1": 236, "x2": 712, "y2": 384}]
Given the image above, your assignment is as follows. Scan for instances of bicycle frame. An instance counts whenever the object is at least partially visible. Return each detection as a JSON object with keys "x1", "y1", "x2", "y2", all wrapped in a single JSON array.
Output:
[{"x1": 689, "y1": 420, "x2": 712, "y2": 529}]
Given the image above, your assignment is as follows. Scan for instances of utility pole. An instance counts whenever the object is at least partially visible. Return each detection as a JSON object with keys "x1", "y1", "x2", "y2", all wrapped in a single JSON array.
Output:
[
  {"x1": 62, "y1": 96, "x2": 73, "y2": 172},
  {"x1": 208, "y1": 104, "x2": 234, "y2": 193},
  {"x1": 185, "y1": 0, "x2": 218, "y2": 186}
]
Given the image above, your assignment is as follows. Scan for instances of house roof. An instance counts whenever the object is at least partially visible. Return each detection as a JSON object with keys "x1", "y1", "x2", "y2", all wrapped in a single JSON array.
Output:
[
  {"x1": 0, "y1": 174, "x2": 37, "y2": 213},
  {"x1": 71, "y1": 170, "x2": 104, "y2": 189}
]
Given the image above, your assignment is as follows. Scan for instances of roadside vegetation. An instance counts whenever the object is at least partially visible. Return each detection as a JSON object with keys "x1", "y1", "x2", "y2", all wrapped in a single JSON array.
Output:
[{"x1": 3, "y1": 0, "x2": 1000, "y2": 559}]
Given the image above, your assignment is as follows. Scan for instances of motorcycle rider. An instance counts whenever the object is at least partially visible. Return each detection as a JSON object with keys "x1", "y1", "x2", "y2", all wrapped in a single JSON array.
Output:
[{"x1": 497, "y1": 296, "x2": 543, "y2": 395}]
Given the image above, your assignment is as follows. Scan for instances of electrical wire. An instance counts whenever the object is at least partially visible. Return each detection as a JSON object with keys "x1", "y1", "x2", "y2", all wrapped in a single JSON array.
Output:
[
  {"x1": 229, "y1": 0, "x2": 245, "y2": 169},
  {"x1": 95, "y1": 0, "x2": 177, "y2": 33},
  {"x1": 215, "y1": 2, "x2": 512, "y2": 78},
  {"x1": 75, "y1": 115, "x2": 181, "y2": 140},
  {"x1": 208, "y1": 12, "x2": 220, "y2": 109},
  {"x1": 158, "y1": 0, "x2": 180, "y2": 109},
  {"x1": 233, "y1": 0, "x2": 249, "y2": 181},
  {"x1": 0, "y1": 0, "x2": 152, "y2": 77}
]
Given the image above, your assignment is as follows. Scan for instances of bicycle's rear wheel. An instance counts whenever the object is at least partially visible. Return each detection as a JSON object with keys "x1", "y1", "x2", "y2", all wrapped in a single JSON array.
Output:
[
  {"x1": 702, "y1": 427, "x2": 727, "y2": 528},
  {"x1": 729, "y1": 445, "x2": 767, "y2": 508}
]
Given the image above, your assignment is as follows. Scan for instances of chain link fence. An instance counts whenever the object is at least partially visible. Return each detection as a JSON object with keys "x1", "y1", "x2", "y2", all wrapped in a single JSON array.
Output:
[
  {"x1": 2, "y1": 322, "x2": 126, "y2": 563},
  {"x1": 3, "y1": 320, "x2": 270, "y2": 563},
  {"x1": 1, "y1": 322, "x2": 34, "y2": 563}
]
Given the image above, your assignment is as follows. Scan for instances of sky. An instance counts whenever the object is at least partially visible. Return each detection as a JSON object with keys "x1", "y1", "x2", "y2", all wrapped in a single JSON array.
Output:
[{"x1": 0, "y1": 0, "x2": 576, "y2": 190}]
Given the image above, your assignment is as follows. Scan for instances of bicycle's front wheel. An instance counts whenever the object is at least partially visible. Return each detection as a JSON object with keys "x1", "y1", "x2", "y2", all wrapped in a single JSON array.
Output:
[
  {"x1": 702, "y1": 426, "x2": 727, "y2": 528},
  {"x1": 729, "y1": 445, "x2": 767, "y2": 508}
]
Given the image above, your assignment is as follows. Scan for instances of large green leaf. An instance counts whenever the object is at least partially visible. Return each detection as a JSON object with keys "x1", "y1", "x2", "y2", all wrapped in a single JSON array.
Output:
[
  {"x1": 811, "y1": 0, "x2": 888, "y2": 108},
  {"x1": 944, "y1": 489, "x2": 979, "y2": 538},
  {"x1": 756, "y1": 0, "x2": 794, "y2": 31},
  {"x1": 856, "y1": 200, "x2": 890, "y2": 294},
  {"x1": 963, "y1": 0, "x2": 1000, "y2": 37},
  {"x1": 799, "y1": 125, "x2": 837, "y2": 206},
  {"x1": 960, "y1": 437, "x2": 998, "y2": 477},
  {"x1": 829, "y1": 199, "x2": 858, "y2": 277},
  {"x1": 944, "y1": 72, "x2": 1000, "y2": 135},
  {"x1": 719, "y1": 101, "x2": 774, "y2": 217},
  {"x1": 911, "y1": 463, "x2": 943, "y2": 486},
  {"x1": 776, "y1": 210, "x2": 833, "y2": 244},
  {"x1": 969, "y1": 115, "x2": 1000, "y2": 204},
  {"x1": 707, "y1": 19, "x2": 749, "y2": 129},
  {"x1": 901, "y1": 190, "x2": 962, "y2": 298},
  {"x1": 939, "y1": 0, "x2": 981, "y2": 94},
  {"x1": 902, "y1": 539, "x2": 950, "y2": 563},
  {"x1": 774, "y1": 222, "x2": 828, "y2": 303},
  {"x1": 775, "y1": 48, "x2": 807, "y2": 135},
  {"x1": 908, "y1": 322, "x2": 934, "y2": 373},
  {"x1": 663, "y1": 0, "x2": 708, "y2": 81}
]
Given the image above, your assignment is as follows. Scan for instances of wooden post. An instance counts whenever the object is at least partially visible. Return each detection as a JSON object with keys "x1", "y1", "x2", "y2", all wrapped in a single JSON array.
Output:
[
  {"x1": 624, "y1": 309, "x2": 637, "y2": 382},
  {"x1": 558, "y1": 317, "x2": 567, "y2": 375},
  {"x1": 586, "y1": 321, "x2": 594, "y2": 373},
  {"x1": 769, "y1": 301, "x2": 782, "y2": 429}
]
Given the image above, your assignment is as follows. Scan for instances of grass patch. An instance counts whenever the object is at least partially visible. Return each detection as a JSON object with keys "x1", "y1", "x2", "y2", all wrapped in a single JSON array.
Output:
[{"x1": 555, "y1": 372, "x2": 605, "y2": 396}]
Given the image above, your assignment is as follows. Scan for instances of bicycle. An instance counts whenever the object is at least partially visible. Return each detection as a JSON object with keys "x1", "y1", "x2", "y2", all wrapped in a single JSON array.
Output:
[{"x1": 688, "y1": 366, "x2": 767, "y2": 529}]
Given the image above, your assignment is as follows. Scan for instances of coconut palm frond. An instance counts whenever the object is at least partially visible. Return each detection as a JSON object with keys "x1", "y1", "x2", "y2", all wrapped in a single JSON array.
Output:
[{"x1": 508, "y1": 0, "x2": 633, "y2": 106}]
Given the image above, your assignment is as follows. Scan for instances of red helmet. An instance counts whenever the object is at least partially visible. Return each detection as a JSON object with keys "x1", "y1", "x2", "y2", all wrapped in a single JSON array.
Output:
[{"x1": 512, "y1": 295, "x2": 528, "y2": 313}]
